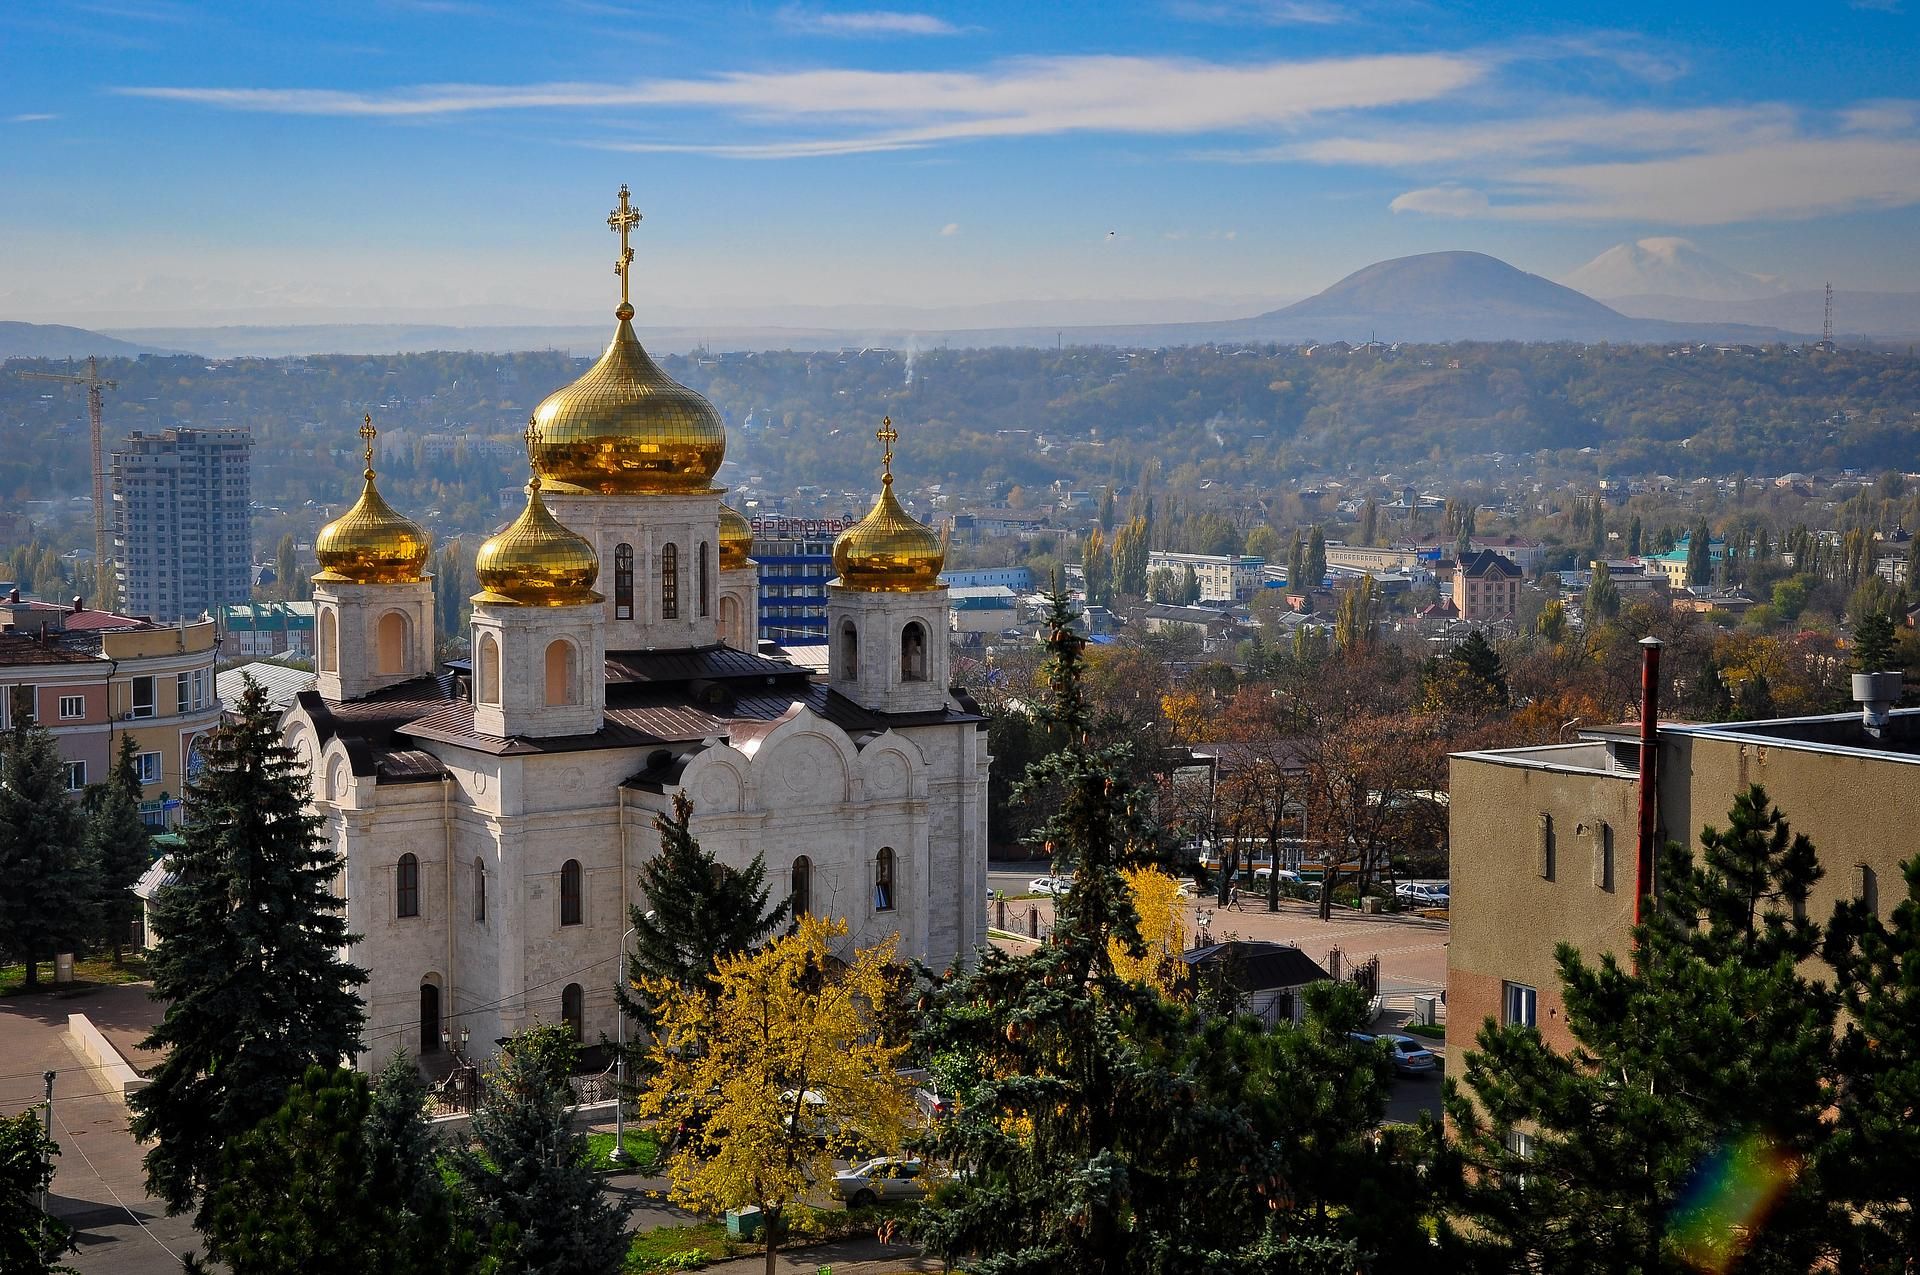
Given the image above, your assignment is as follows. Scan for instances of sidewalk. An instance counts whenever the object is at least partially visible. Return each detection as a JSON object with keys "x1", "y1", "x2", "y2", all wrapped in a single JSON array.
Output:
[
  {"x1": 692, "y1": 1236, "x2": 939, "y2": 1274},
  {"x1": 0, "y1": 987, "x2": 199, "y2": 1275}
]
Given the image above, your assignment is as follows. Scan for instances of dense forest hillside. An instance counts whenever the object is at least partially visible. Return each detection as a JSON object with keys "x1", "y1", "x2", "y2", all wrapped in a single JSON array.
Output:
[{"x1": 2, "y1": 342, "x2": 1916, "y2": 547}]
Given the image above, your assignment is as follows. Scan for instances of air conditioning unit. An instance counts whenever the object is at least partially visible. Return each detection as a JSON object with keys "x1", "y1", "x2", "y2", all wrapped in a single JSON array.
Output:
[{"x1": 123, "y1": 711, "x2": 136, "y2": 721}]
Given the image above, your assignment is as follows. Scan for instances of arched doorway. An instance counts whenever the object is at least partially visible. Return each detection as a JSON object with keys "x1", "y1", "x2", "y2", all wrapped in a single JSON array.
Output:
[{"x1": 419, "y1": 980, "x2": 441, "y2": 1055}]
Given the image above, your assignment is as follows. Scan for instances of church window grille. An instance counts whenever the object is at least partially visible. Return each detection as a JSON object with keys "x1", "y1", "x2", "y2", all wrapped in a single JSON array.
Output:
[
  {"x1": 477, "y1": 634, "x2": 501, "y2": 705},
  {"x1": 376, "y1": 610, "x2": 409, "y2": 676},
  {"x1": 475, "y1": 857, "x2": 487, "y2": 922},
  {"x1": 319, "y1": 609, "x2": 338, "y2": 672},
  {"x1": 840, "y1": 620, "x2": 859, "y2": 681},
  {"x1": 661, "y1": 544, "x2": 679, "y2": 619},
  {"x1": 699, "y1": 542, "x2": 711, "y2": 617},
  {"x1": 544, "y1": 639, "x2": 578, "y2": 707},
  {"x1": 614, "y1": 543, "x2": 634, "y2": 620},
  {"x1": 397, "y1": 853, "x2": 420, "y2": 918},
  {"x1": 874, "y1": 847, "x2": 896, "y2": 912},
  {"x1": 560, "y1": 859, "x2": 583, "y2": 926}
]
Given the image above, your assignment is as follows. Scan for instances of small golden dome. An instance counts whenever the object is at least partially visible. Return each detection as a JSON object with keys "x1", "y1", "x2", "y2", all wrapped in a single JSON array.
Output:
[
  {"x1": 832, "y1": 418, "x2": 945, "y2": 593},
  {"x1": 313, "y1": 418, "x2": 431, "y2": 585},
  {"x1": 718, "y1": 503, "x2": 754, "y2": 569},
  {"x1": 472, "y1": 479, "x2": 602, "y2": 607}
]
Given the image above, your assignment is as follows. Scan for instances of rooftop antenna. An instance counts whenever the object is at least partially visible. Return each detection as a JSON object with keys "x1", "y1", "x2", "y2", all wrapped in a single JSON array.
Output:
[{"x1": 1821, "y1": 282, "x2": 1835, "y2": 351}]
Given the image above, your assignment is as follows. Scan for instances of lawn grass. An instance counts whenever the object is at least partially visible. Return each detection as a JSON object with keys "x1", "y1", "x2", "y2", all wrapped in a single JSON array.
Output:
[
  {"x1": 625, "y1": 1220, "x2": 734, "y2": 1272},
  {"x1": 1404, "y1": 1023, "x2": 1445, "y2": 1041},
  {"x1": 0, "y1": 951, "x2": 150, "y2": 996},
  {"x1": 588, "y1": 1128, "x2": 661, "y2": 1172}
]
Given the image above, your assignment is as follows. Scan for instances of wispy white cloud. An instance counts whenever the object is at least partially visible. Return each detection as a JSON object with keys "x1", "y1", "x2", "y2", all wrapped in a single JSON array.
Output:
[
  {"x1": 777, "y1": 7, "x2": 965, "y2": 36},
  {"x1": 1389, "y1": 185, "x2": 1490, "y2": 217},
  {"x1": 121, "y1": 51, "x2": 1484, "y2": 159},
  {"x1": 1168, "y1": 0, "x2": 1347, "y2": 24},
  {"x1": 939, "y1": 222, "x2": 960, "y2": 235},
  {"x1": 8, "y1": 113, "x2": 60, "y2": 123},
  {"x1": 1849, "y1": 0, "x2": 1902, "y2": 11}
]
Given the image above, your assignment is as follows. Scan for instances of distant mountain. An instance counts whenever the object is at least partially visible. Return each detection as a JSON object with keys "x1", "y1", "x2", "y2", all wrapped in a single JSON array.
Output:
[
  {"x1": 1562, "y1": 237, "x2": 1786, "y2": 303},
  {"x1": 1605, "y1": 289, "x2": 1920, "y2": 340},
  {"x1": 0, "y1": 321, "x2": 188, "y2": 360},
  {"x1": 1166, "y1": 251, "x2": 1796, "y2": 346}
]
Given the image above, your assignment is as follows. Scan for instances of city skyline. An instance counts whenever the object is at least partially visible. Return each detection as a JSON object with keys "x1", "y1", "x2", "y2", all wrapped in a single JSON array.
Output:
[{"x1": 3, "y1": 0, "x2": 1918, "y2": 327}]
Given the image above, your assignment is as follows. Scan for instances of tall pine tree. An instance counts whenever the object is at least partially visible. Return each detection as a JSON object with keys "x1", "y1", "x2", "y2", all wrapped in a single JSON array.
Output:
[
  {"x1": 455, "y1": 1031, "x2": 628, "y2": 1275},
  {"x1": 615, "y1": 793, "x2": 786, "y2": 1035},
  {"x1": 0, "y1": 1110, "x2": 76, "y2": 1275},
  {"x1": 0, "y1": 703, "x2": 95, "y2": 990},
  {"x1": 1445, "y1": 786, "x2": 1842, "y2": 1272},
  {"x1": 129, "y1": 677, "x2": 367, "y2": 1220},
  {"x1": 88, "y1": 735, "x2": 153, "y2": 964}
]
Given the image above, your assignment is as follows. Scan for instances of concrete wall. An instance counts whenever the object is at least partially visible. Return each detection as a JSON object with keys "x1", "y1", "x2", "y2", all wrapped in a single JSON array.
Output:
[{"x1": 68, "y1": 1014, "x2": 150, "y2": 1102}]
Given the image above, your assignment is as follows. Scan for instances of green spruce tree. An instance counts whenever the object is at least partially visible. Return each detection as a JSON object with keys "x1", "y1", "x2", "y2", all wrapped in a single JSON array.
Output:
[
  {"x1": 129, "y1": 677, "x2": 367, "y2": 1220},
  {"x1": 616, "y1": 793, "x2": 787, "y2": 1035},
  {"x1": 1584, "y1": 561, "x2": 1622, "y2": 622},
  {"x1": 200, "y1": 1065, "x2": 473, "y2": 1275},
  {"x1": 1445, "y1": 786, "x2": 1841, "y2": 1272},
  {"x1": 0, "y1": 701, "x2": 96, "y2": 990},
  {"x1": 88, "y1": 735, "x2": 153, "y2": 965},
  {"x1": 456, "y1": 1032, "x2": 628, "y2": 1275},
  {"x1": 1852, "y1": 607, "x2": 1897, "y2": 672},
  {"x1": 366, "y1": 1053, "x2": 475, "y2": 1274},
  {"x1": 1686, "y1": 519, "x2": 1713, "y2": 587},
  {"x1": 0, "y1": 1110, "x2": 76, "y2": 1275}
]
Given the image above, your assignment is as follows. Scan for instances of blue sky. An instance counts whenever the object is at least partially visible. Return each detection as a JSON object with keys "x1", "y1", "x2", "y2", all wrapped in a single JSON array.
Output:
[{"x1": 3, "y1": 0, "x2": 1917, "y2": 326}]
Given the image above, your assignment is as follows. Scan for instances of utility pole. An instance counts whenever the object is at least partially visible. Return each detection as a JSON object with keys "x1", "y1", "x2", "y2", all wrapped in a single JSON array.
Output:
[
  {"x1": 14, "y1": 358, "x2": 119, "y2": 610},
  {"x1": 41, "y1": 1070, "x2": 55, "y2": 1214},
  {"x1": 608, "y1": 924, "x2": 638, "y2": 1165}
]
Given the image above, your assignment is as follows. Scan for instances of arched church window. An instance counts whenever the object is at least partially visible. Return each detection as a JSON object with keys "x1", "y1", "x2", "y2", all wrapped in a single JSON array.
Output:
[
  {"x1": 792, "y1": 855, "x2": 812, "y2": 918},
  {"x1": 543, "y1": 639, "x2": 578, "y2": 707},
  {"x1": 562, "y1": 982, "x2": 584, "y2": 1041},
  {"x1": 376, "y1": 610, "x2": 410, "y2": 676},
  {"x1": 839, "y1": 620, "x2": 859, "y2": 681},
  {"x1": 477, "y1": 634, "x2": 501, "y2": 706},
  {"x1": 397, "y1": 853, "x2": 420, "y2": 918},
  {"x1": 874, "y1": 847, "x2": 896, "y2": 913},
  {"x1": 699, "y1": 542, "x2": 711, "y2": 618},
  {"x1": 901, "y1": 622, "x2": 928, "y2": 682},
  {"x1": 560, "y1": 858, "x2": 582, "y2": 926},
  {"x1": 614, "y1": 543, "x2": 634, "y2": 620},
  {"x1": 661, "y1": 544, "x2": 680, "y2": 619},
  {"x1": 720, "y1": 596, "x2": 741, "y2": 648},
  {"x1": 474, "y1": 857, "x2": 487, "y2": 922},
  {"x1": 319, "y1": 609, "x2": 338, "y2": 673}
]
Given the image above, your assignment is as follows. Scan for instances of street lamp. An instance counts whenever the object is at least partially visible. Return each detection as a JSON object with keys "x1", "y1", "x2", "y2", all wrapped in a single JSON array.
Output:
[{"x1": 608, "y1": 923, "x2": 639, "y2": 1165}]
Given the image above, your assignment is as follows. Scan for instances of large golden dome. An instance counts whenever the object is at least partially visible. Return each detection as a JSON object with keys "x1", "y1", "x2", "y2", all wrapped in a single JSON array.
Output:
[
  {"x1": 472, "y1": 479, "x2": 602, "y2": 607},
  {"x1": 313, "y1": 419, "x2": 431, "y2": 585},
  {"x1": 832, "y1": 418, "x2": 945, "y2": 593},
  {"x1": 526, "y1": 187, "x2": 726, "y2": 495},
  {"x1": 718, "y1": 502, "x2": 754, "y2": 569}
]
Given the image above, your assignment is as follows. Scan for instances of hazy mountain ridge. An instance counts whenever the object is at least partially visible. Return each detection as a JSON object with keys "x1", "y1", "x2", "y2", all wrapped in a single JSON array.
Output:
[
  {"x1": 1562, "y1": 237, "x2": 1786, "y2": 303},
  {"x1": 0, "y1": 322, "x2": 191, "y2": 360}
]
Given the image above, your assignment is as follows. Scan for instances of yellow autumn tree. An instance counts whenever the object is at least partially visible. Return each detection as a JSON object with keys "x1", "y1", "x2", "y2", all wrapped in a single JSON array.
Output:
[
  {"x1": 637, "y1": 914, "x2": 912, "y2": 1275},
  {"x1": 1109, "y1": 866, "x2": 1187, "y2": 997}
]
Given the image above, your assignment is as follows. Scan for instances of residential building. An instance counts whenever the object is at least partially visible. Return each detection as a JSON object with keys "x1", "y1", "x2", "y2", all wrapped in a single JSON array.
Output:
[
  {"x1": 941, "y1": 566, "x2": 1036, "y2": 592},
  {"x1": 0, "y1": 592, "x2": 222, "y2": 828},
  {"x1": 1146, "y1": 551, "x2": 1267, "y2": 604},
  {"x1": 1450, "y1": 678, "x2": 1920, "y2": 1055},
  {"x1": 948, "y1": 585, "x2": 1019, "y2": 637},
  {"x1": 113, "y1": 427, "x2": 254, "y2": 622},
  {"x1": 1451, "y1": 550, "x2": 1522, "y2": 621},
  {"x1": 1648, "y1": 533, "x2": 1727, "y2": 589},
  {"x1": 218, "y1": 601, "x2": 316, "y2": 658},
  {"x1": 750, "y1": 512, "x2": 858, "y2": 645}
]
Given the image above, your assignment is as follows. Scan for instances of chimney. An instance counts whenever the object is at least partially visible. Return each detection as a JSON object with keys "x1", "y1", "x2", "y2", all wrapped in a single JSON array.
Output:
[
  {"x1": 1852, "y1": 669, "x2": 1902, "y2": 739},
  {"x1": 71, "y1": 595, "x2": 83, "y2": 614},
  {"x1": 6, "y1": 587, "x2": 19, "y2": 603}
]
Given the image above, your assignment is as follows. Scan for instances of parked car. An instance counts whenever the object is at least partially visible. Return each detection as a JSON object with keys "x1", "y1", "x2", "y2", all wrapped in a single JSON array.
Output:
[
  {"x1": 912, "y1": 1085, "x2": 953, "y2": 1124},
  {"x1": 1029, "y1": 875, "x2": 1073, "y2": 896},
  {"x1": 1395, "y1": 882, "x2": 1449, "y2": 908},
  {"x1": 1253, "y1": 868, "x2": 1302, "y2": 885},
  {"x1": 1350, "y1": 1032, "x2": 1439, "y2": 1076},
  {"x1": 832, "y1": 1157, "x2": 928, "y2": 1208}
]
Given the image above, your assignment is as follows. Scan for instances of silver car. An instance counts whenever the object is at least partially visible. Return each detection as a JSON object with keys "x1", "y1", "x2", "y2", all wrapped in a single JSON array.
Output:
[{"x1": 832, "y1": 1157, "x2": 927, "y2": 1208}]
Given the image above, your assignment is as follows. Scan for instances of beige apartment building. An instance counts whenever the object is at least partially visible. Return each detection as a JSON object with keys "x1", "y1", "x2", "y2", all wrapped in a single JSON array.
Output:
[
  {"x1": 0, "y1": 594, "x2": 222, "y2": 827},
  {"x1": 1450, "y1": 699, "x2": 1920, "y2": 1054},
  {"x1": 1451, "y1": 550, "x2": 1522, "y2": 622}
]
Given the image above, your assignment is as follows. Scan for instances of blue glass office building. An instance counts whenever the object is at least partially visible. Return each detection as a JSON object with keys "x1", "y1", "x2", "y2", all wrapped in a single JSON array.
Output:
[{"x1": 751, "y1": 514, "x2": 857, "y2": 645}]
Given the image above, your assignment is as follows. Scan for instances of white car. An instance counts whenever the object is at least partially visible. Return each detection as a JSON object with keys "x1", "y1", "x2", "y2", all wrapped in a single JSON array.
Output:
[
  {"x1": 1029, "y1": 875, "x2": 1073, "y2": 896},
  {"x1": 832, "y1": 1157, "x2": 928, "y2": 1207},
  {"x1": 1396, "y1": 882, "x2": 1449, "y2": 908}
]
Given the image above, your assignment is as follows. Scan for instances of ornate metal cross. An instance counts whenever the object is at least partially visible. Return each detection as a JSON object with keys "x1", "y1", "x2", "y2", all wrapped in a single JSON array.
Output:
[
  {"x1": 608, "y1": 184, "x2": 642, "y2": 305},
  {"x1": 360, "y1": 413, "x2": 377, "y2": 473},
  {"x1": 877, "y1": 415, "x2": 897, "y2": 480}
]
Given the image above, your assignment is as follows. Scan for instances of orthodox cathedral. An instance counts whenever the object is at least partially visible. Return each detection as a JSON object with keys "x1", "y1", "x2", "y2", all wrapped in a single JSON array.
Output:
[{"x1": 280, "y1": 188, "x2": 989, "y2": 1067}]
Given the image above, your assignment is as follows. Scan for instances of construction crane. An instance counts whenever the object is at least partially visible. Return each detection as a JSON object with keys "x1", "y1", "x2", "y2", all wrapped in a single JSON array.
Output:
[{"x1": 14, "y1": 357, "x2": 118, "y2": 612}]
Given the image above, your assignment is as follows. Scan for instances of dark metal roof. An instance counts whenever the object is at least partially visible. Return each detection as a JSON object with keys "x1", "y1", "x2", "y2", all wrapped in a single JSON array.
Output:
[
  {"x1": 605, "y1": 644, "x2": 807, "y2": 687},
  {"x1": 1179, "y1": 941, "x2": 1331, "y2": 992},
  {"x1": 376, "y1": 748, "x2": 451, "y2": 784}
]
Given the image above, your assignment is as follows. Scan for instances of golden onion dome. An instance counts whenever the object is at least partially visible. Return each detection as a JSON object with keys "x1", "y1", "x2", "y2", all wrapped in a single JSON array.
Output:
[
  {"x1": 832, "y1": 418, "x2": 946, "y2": 593},
  {"x1": 718, "y1": 502, "x2": 754, "y2": 569},
  {"x1": 472, "y1": 479, "x2": 602, "y2": 607},
  {"x1": 526, "y1": 187, "x2": 726, "y2": 495},
  {"x1": 312, "y1": 418, "x2": 431, "y2": 585}
]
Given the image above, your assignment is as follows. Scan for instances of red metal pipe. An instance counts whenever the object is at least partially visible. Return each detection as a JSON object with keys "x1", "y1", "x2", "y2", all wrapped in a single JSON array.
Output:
[{"x1": 1635, "y1": 636, "x2": 1663, "y2": 925}]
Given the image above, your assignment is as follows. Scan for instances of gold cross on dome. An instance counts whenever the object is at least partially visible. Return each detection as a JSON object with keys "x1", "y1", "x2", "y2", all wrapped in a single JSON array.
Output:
[
  {"x1": 360, "y1": 414, "x2": 377, "y2": 473},
  {"x1": 877, "y1": 416, "x2": 897, "y2": 481},
  {"x1": 608, "y1": 184, "x2": 643, "y2": 305}
]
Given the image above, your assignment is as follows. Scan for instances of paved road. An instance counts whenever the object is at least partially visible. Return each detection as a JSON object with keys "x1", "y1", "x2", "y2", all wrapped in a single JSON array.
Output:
[{"x1": 0, "y1": 989, "x2": 200, "y2": 1275}]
